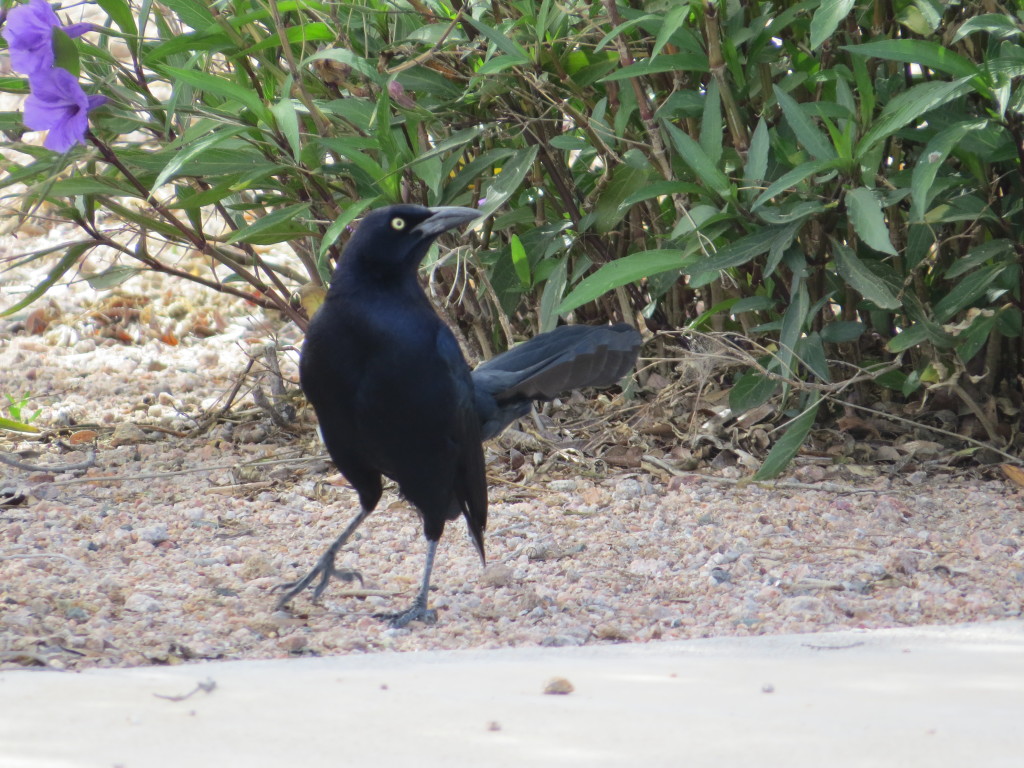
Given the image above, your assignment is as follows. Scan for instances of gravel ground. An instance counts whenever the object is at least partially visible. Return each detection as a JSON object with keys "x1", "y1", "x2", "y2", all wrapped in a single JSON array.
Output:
[{"x1": 2, "y1": 239, "x2": 1023, "y2": 671}]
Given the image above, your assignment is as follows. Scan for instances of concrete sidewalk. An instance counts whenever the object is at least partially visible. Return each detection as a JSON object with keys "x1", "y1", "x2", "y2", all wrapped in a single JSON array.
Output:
[{"x1": 2, "y1": 621, "x2": 1022, "y2": 767}]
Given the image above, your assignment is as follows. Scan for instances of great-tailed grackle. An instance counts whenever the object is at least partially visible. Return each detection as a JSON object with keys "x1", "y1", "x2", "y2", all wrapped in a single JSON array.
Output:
[{"x1": 276, "y1": 205, "x2": 641, "y2": 627}]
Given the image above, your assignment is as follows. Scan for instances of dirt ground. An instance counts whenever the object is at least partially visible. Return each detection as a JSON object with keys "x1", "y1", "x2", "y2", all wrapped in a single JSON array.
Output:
[{"x1": 2, "y1": 238, "x2": 1022, "y2": 670}]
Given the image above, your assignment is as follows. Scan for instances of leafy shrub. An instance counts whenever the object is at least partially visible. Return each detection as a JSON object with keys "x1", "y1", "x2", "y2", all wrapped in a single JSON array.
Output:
[{"x1": 2, "y1": 0, "x2": 1023, "y2": 471}]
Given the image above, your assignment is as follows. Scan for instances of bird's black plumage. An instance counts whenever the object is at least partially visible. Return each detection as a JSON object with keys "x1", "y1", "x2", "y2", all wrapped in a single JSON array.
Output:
[{"x1": 276, "y1": 204, "x2": 642, "y2": 626}]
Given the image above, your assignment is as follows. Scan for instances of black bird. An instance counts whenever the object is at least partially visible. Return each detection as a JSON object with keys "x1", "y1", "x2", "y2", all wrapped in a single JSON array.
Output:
[{"x1": 276, "y1": 205, "x2": 642, "y2": 627}]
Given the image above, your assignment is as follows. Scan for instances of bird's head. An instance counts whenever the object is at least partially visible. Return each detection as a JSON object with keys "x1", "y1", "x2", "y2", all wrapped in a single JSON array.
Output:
[{"x1": 337, "y1": 204, "x2": 480, "y2": 282}]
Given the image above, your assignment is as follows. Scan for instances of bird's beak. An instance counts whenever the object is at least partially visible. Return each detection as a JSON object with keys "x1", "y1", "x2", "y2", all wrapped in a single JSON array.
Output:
[{"x1": 412, "y1": 206, "x2": 481, "y2": 239}]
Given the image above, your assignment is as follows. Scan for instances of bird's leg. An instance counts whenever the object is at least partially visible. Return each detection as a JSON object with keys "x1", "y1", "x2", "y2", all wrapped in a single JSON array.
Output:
[
  {"x1": 273, "y1": 507, "x2": 371, "y2": 609},
  {"x1": 375, "y1": 538, "x2": 439, "y2": 628}
]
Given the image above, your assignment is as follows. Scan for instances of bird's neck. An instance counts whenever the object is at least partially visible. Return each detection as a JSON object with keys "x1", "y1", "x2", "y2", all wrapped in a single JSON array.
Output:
[{"x1": 329, "y1": 263, "x2": 431, "y2": 309}]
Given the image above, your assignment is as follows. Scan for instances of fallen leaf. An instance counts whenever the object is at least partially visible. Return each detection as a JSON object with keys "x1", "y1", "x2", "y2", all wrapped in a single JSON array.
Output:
[
  {"x1": 1000, "y1": 463, "x2": 1024, "y2": 489},
  {"x1": 68, "y1": 430, "x2": 98, "y2": 445}
]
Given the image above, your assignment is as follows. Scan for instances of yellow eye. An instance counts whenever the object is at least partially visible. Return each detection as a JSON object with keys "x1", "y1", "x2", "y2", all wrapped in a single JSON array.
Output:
[{"x1": 391, "y1": 217, "x2": 406, "y2": 231}]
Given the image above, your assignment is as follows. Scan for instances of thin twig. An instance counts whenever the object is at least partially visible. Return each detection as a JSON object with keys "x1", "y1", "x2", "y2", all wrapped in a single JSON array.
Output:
[
  {"x1": 0, "y1": 450, "x2": 97, "y2": 473},
  {"x1": 45, "y1": 454, "x2": 326, "y2": 487},
  {"x1": 154, "y1": 678, "x2": 217, "y2": 702}
]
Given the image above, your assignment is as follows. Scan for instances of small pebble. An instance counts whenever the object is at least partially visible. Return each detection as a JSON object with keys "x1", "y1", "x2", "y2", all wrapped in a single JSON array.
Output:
[
  {"x1": 124, "y1": 593, "x2": 162, "y2": 613},
  {"x1": 543, "y1": 677, "x2": 574, "y2": 695},
  {"x1": 137, "y1": 524, "x2": 169, "y2": 545}
]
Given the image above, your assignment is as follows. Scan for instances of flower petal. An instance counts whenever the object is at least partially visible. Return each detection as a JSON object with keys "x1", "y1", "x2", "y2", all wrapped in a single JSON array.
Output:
[
  {"x1": 28, "y1": 67, "x2": 85, "y2": 106},
  {"x1": 1, "y1": 0, "x2": 62, "y2": 75},
  {"x1": 44, "y1": 110, "x2": 89, "y2": 152},
  {"x1": 62, "y1": 22, "x2": 93, "y2": 39},
  {"x1": 23, "y1": 91, "x2": 69, "y2": 130},
  {"x1": 22, "y1": 67, "x2": 95, "y2": 150}
]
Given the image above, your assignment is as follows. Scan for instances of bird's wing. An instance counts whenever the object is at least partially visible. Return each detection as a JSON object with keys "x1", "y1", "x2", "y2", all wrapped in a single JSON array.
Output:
[
  {"x1": 473, "y1": 323, "x2": 642, "y2": 400},
  {"x1": 437, "y1": 329, "x2": 488, "y2": 560},
  {"x1": 471, "y1": 323, "x2": 642, "y2": 439}
]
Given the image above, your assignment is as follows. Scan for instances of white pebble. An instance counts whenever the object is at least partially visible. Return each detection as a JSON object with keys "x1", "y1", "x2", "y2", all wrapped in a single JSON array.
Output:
[{"x1": 124, "y1": 593, "x2": 162, "y2": 613}]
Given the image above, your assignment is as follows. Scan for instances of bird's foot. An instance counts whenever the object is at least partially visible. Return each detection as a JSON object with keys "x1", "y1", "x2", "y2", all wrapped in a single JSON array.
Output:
[
  {"x1": 374, "y1": 603, "x2": 437, "y2": 628},
  {"x1": 273, "y1": 550, "x2": 363, "y2": 610}
]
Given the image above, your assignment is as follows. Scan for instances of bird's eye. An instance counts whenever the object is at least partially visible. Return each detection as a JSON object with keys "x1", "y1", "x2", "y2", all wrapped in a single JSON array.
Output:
[{"x1": 391, "y1": 217, "x2": 406, "y2": 231}]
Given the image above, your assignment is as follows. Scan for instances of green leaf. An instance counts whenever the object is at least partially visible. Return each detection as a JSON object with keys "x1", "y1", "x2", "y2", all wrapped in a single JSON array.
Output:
[
  {"x1": 842, "y1": 40, "x2": 981, "y2": 80},
  {"x1": 898, "y1": 0, "x2": 942, "y2": 35},
  {"x1": 820, "y1": 321, "x2": 866, "y2": 343},
  {"x1": 810, "y1": 0, "x2": 855, "y2": 50},
  {"x1": 729, "y1": 371, "x2": 778, "y2": 414},
  {"x1": 241, "y1": 23, "x2": 334, "y2": 56},
  {"x1": 798, "y1": 331, "x2": 830, "y2": 382},
  {"x1": 777, "y1": 279, "x2": 809, "y2": 376},
  {"x1": 151, "y1": 127, "x2": 249, "y2": 191},
  {"x1": 623, "y1": 180, "x2": 708, "y2": 207},
  {"x1": 170, "y1": 176, "x2": 241, "y2": 210},
  {"x1": 933, "y1": 264, "x2": 1007, "y2": 323},
  {"x1": 0, "y1": 415, "x2": 41, "y2": 434},
  {"x1": 753, "y1": 394, "x2": 821, "y2": 480},
  {"x1": 475, "y1": 56, "x2": 528, "y2": 75},
  {"x1": 594, "y1": 14, "x2": 658, "y2": 51},
  {"x1": 96, "y1": 0, "x2": 138, "y2": 35},
  {"x1": 317, "y1": 137, "x2": 386, "y2": 179},
  {"x1": 856, "y1": 78, "x2": 974, "y2": 155},
  {"x1": 652, "y1": 5, "x2": 689, "y2": 58},
  {"x1": 156, "y1": 66, "x2": 270, "y2": 120},
  {"x1": 600, "y1": 53, "x2": 707, "y2": 81},
  {"x1": 945, "y1": 240, "x2": 1013, "y2": 279},
  {"x1": 833, "y1": 241, "x2": 901, "y2": 309},
  {"x1": 955, "y1": 311, "x2": 998, "y2": 363},
  {"x1": 271, "y1": 98, "x2": 301, "y2": 160},
  {"x1": 592, "y1": 156, "x2": 652, "y2": 232},
  {"x1": 558, "y1": 250, "x2": 691, "y2": 316},
  {"x1": 160, "y1": 0, "x2": 216, "y2": 30},
  {"x1": 538, "y1": 257, "x2": 569, "y2": 333},
  {"x1": 100, "y1": 199, "x2": 185, "y2": 239},
  {"x1": 51, "y1": 29, "x2": 81, "y2": 78},
  {"x1": 910, "y1": 120, "x2": 986, "y2": 222},
  {"x1": 744, "y1": 118, "x2": 770, "y2": 186},
  {"x1": 774, "y1": 86, "x2": 836, "y2": 161},
  {"x1": 509, "y1": 234, "x2": 531, "y2": 287},
  {"x1": 688, "y1": 297, "x2": 739, "y2": 330},
  {"x1": 0, "y1": 78, "x2": 30, "y2": 95},
  {"x1": 319, "y1": 201, "x2": 373, "y2": 261},
  {"x1": 953, "y1": 14, "x2": 1023, "y2": 42},
  {"x1": 45, "y1": 177, "x2": 139, "y2": 197},
  {"x1": 732, "y1": 295, "x2": 777, "y2": 314},
  {"x1": 143, "y1": 31, "x2": 233, "y2": 65},
  {"x1": 86, "y1": 265, "x2": 141, "y2": 290},
  {"x1": 224, "y1": 203, "x2": 312, "y2": 245},
  {"x1": 846, "y1": 187, "x2": 898, "y2": 256},
  {"x1": 753, "y1": 159, "x2": 838, "y2": 210},
  {"x1": 478, "y1": 146, "x2": 539, "y2": 220},
  {"x1": 1, "y1": 242, "x2": 94, "y2": 317},
  {"x1": 700, "y1": 79, "x2": 724, "y2": 164},
  {"x1": 661, "y1": 122, "x2": 731, "y2": 200},
  {"x1": 462, "y1": 17, "x2": 530, "y2": 62},
  {"x1": 688, "y1": 227, "x2": 784, "y2": 274},
  {"x1": 887, "y1": 322, "x2": 949, "y2": 353}
]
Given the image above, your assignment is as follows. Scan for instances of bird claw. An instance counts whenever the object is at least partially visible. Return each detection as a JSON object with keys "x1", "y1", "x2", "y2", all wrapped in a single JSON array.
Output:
[
  {"x1": 374, "y1": 605, "x2": 437, "y2": 628},
  {"x1": 273, "y1": 556, "x2": 364, "y2": 610}
]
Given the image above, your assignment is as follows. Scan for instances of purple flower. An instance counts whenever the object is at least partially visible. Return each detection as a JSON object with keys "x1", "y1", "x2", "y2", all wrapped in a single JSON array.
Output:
[
  {"x1": 388, "y1": 80, "x2": 416, "y2": 109},
  {"x1": 2, "y1": 0, "x2": 91, "y2": 76},
  {"x1": 24, "y1": 67, "x2": 106, "y2": 152}
]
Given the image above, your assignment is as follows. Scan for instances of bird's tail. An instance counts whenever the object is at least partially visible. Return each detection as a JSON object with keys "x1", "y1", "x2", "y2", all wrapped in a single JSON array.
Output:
[{"x1": 471, "y1": 323, "x2": 642, "y2": 440}]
